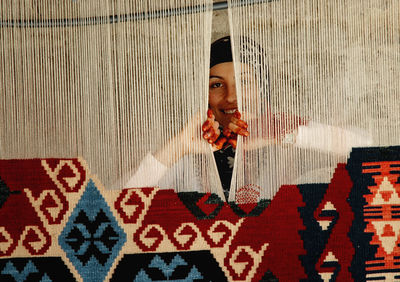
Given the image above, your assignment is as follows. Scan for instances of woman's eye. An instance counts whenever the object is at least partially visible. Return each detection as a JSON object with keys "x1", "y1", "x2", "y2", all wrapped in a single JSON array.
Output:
[{"x1": 210, "y1": 82, "x2": 222, "y2": 88}]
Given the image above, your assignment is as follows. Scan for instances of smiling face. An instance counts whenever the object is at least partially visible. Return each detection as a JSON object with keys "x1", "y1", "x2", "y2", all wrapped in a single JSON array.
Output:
[
  {"x1": 209, "y1": 62, "x2": 238, "y2": 128},
  {"x1": 209, "y1": 62, "x2": 260, "y2": 128}
]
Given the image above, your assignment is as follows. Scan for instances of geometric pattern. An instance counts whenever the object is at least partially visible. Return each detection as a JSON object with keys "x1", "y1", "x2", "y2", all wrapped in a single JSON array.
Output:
[
  {"x1": 0, "y1": 158, "x2": 307, "y2": 281},
  {"x1": 3, "y1": 147, "x2": 400, "y2": 280},
  {"x1": 130, "y1": 186, "x2": 306, "y2": 281},
  {"x1": 177, "y1": 192, "x2": 225, "y2": 219},
  {"x1": 132, "y1": 254, "x2": 204, "y2": 281},
  {"x1": 177, "y1": 192, "x2": 271, "y2": 219},
  {"x1": 0, "y1": 257, "x2": 75, "y2": 282},
  {"x1": 110, "y1": 251, "x2": 227, "y2": 281},
  {"x1": 298, "y1": 182, "x2": 331, "y2": 281},
  {"x1": 228, "y1": 184, "x2": 306, "y2": 282},
  {"x1": 58, "y1": 180, "x2": 126, "y2": 282},
  {"x1": 348, "y1": 146, "x2": 400, "y2": 281},
  {"x1": 298, "y1": 164, "x2": 354, "y2": 281}
]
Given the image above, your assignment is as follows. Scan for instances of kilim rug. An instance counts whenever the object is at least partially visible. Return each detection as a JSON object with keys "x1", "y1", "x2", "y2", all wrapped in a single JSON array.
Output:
[{"x1": 1, "y1": 146, "x2": 400, "y2": 281}]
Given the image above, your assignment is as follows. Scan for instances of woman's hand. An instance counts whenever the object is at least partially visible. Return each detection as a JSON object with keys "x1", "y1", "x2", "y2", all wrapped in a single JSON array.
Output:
[
  {"x1": 240, "y1": 112, "x2": 308, "y2": 150},
  {"x1": 154, "y1": 108, "x2": 253, "y2": 168},
  {"x1": 155, "y1": 111, "x2": 212, "y2": 167},
  {"x1": 202, "y1": 109, "x2": 249, "y2": 150},
  {"x1": 223, "y1": 111, "x2": 249, "y2": 149},
  {"x1": 202, "y1": 109, "x2": 221, "y2": 145}
]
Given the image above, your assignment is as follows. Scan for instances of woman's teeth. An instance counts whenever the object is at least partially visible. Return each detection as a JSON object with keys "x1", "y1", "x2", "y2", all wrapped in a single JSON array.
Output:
[{"x1": 223, "y1": 109, "x2": 237, "y2": 114}]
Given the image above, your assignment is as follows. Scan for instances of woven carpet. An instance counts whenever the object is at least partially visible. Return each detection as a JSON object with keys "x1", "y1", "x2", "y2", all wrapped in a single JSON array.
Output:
[{"x1": 1, "y1": 146, "x2": 400, "y2": 281}]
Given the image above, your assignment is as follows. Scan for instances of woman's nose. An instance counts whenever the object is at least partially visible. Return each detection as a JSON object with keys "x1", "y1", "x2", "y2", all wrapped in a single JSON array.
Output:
[{"x1": 225, "y1": 84, "x2": 237, "y2": 104}]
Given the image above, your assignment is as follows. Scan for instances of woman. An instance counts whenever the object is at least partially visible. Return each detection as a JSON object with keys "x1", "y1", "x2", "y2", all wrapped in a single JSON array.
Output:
[
  {"x1": 202, "y1": 36, "x2": 253, "y2": 200},
  {"x1": 126, "y1": 36, "x2": 268, "y2": 201}
]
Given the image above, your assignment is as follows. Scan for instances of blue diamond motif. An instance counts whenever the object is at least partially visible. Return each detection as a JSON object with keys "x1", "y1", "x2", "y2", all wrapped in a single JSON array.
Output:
[{"x1": 59, "y1": 179, "x2": 126, "y2": 282}]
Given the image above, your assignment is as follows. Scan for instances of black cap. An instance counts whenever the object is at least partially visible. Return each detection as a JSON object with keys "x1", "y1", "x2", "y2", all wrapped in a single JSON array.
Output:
[{"x1": 210, "y1": 36, "x2": 233, "y2": 68}]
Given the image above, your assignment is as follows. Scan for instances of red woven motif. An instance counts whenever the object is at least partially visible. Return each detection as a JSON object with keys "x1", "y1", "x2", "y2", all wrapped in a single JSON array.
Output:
[
  {"x1": 115, "y1": 189, "x2": 146, "y2": 224},
  {"x1": 196, "y1": 193, "x2": 221, "y2": 215},
  {"x1": 26, "y1": 188, "x2": 68, "y2": 225},
  {"x1": 314, "y1": 164, "x2": 354, "y2": 281},
  {"x1": 43, "y1": 159, "x2": 86, "y2": 193},
  {"x1": 0, "y1": 159, "x2": 86, "y2": 257},
  {"x1": 129, "y1": 187, "x2": 307, "y2": 281},
  {"x1": 132, "y1": 190, "x2": 241, "y2": 251},
  {"x1": 227, "y1": 185, "x2": 307, "y2": 281}
]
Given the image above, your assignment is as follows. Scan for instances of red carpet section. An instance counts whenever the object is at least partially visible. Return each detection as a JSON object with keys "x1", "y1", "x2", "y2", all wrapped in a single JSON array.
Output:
[{"x1": 0, "y1": 146, "x2": 399, "y2": 281}]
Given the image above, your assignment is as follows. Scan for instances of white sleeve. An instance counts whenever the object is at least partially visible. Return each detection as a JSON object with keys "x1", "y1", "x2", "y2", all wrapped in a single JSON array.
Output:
[
  {"x1": 124, "y1": 153, "x2": 168, "y2": 188},
  {"x1": 294, "y1": 121, "x2": 373, "y2": 155}
]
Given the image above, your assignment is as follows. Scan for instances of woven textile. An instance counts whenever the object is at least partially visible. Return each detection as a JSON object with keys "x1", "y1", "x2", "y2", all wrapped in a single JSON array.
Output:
[{"x1": 1, "y1": 147, "x2": 400, "y2": 281}]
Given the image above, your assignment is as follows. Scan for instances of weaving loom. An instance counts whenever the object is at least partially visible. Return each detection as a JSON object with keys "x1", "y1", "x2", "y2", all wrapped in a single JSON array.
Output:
[{"x1": 1, "y1": 0, "x2": 400, "y2": 281}]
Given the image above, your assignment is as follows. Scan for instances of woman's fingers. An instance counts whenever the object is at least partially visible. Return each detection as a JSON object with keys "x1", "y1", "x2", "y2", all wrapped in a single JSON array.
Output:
[
  {"x1": 207, "y1": 108, "x2": 214, "y2": 119},
  {"x1": 225, "y1": 111, "x2": 249, "y2": 139},
  {"x1": 203, "y1": 109, "x2": 250, "y2": 150},
  {"x1": 208, "y1": 122, "x2": 221, "y2": 144},
  {"x1": 203, "y1": 125, "x2": 221, "y2": 146},
  {"x1": 228, "y1": 122, "x2": 249, "y2": 137},
  {"x1": 203, "y1": 130, "x2": 213, "y2": 139},
  {"x1": 202, "y1": 109, "x2": 219, "y2": 132},
  {"x1": 223, "y1": 127, "x2": 232, "y2": 138},
  {"x1": 210, "y1": 128, "x2": 220, "y2": 144},
  {"x1": 212, "y1": 120, "x2": 220, "y2": 133},
  {"x1": 227, "y1": 138, "x2": 237, "y2": 149},
  {"x1": 231, "y1": 117, "x2": 248, "y2": 129},
  {"x1": 234, "y1": 111, "x2": 241, "y2": 119},
  {"x1": 202, "y1": 120, "x2": 213, "y2": 132},
  {"x1": 214, "y1": 137, "x2": 227, "y2": 150},
  {"x1": 203, "y1": 127, "x2": 218, "y2": 139},
  {"x1": 202, "y1": 109, "x2": 221, "y2": 144}
]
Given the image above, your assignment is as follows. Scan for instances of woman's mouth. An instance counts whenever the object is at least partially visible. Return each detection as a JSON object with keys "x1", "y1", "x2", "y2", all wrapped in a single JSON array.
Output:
[{"x1": 222, "y1": 108, "x2": 237, "y2": 114}]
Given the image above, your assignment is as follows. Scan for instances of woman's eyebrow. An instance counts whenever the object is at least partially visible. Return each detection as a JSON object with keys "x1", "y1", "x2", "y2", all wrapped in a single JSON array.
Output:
[{"x1": 209, "y1": 75, "x2": 223, "y2": 79}]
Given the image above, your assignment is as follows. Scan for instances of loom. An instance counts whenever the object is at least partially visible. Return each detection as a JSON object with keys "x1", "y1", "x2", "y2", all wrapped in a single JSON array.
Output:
[{"x1": 1, "y1": 0, "x2": 400, "y2": 280}]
